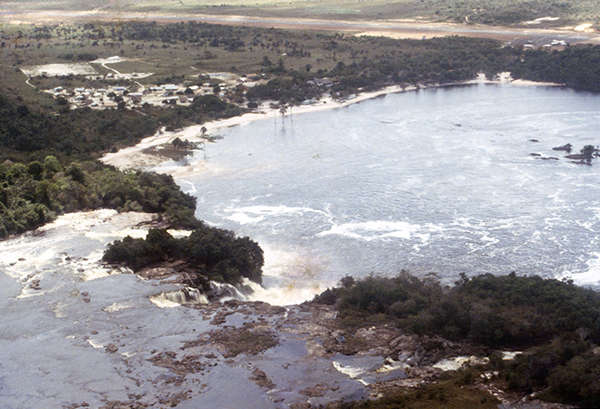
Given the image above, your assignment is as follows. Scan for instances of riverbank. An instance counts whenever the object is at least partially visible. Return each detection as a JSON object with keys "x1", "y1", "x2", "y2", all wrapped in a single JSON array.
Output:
[{"x1": 101, "y1": 73, "x2": 563, "y2": 171}]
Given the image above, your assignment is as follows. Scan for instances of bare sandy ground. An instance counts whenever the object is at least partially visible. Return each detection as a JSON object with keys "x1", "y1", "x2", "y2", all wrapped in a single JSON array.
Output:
[{"x1": 21, "y1": 63, "x2": 98, "y2": 77}]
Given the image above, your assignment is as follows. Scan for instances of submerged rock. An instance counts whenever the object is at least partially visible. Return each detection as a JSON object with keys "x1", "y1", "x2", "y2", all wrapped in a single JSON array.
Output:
[
  {"x1": 29, "y1": 279, "x2": 41, "y2": 290},
  {"x1": 552, "y1": 143, "x2": 572, "y2": 152},
  {"x1": 105, "y1": 344, "x2": 119, "y2": 353},
  {"x1": 249, "y1": 368, "x2": 275, "y2": 389}
]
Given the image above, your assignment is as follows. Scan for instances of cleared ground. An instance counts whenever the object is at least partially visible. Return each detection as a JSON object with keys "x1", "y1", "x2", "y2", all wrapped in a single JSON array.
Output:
[{"x1": 2, "y1": 0, "x2": 600, "y2": 27}]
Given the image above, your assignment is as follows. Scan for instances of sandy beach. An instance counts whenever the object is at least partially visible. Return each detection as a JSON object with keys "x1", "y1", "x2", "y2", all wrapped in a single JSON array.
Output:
[{"x1": 101, "y1": 74, "x2": 562, "y2": 172}]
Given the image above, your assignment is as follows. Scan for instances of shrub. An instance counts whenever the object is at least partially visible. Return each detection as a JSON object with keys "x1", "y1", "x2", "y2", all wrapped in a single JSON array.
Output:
[{"x1": 103, "y1": 226, "x2": 264, "y2": 285}]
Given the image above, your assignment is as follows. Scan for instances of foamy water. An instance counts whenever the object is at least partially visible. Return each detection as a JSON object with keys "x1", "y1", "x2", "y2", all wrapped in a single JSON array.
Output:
[{"x1": 152, "y1": 84, "x2": 600, "y2": 301}]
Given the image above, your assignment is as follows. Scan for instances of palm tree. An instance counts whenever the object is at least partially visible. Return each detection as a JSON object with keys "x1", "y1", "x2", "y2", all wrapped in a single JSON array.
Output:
[{"x1": 279, "y1": 104, "x2": 288, "y2": 117}]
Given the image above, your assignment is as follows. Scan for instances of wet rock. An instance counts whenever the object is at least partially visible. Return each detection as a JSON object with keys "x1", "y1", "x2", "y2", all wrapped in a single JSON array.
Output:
[
  {"x1": 529, "y1": 139, "x2": 539, "y2": 142},
  {"x1": 210, "y1": 309, "x2": 234, "y2": 325},
  {"x1": 29, "y1": 279, "x2": 41, "y2": 290},
  {"x1": 148, "y1": 352, "x2": 206, "y2": 376},
  {"x1": 64, "y1": 402, "x2": 90, "y2": 409},
  {"x1": 290, "y1": 403, "x2": 311, "y2": 409},
  {"x1": 208, "y1": 281, "x2": 245, "y2": 300},
  {"x1": 185, "y1": 322, "x2": 278, "y2": 358},
  {"x1": 137, "y1": 265, "x2": 180, "y2": 280},
  {"x1": 105, "y1": 344, "x2": 119, "y2": 353},
  {"x1": 98, "y1": 399, "x2": 150, "y2": 409},
  {"x1": 552, "y1": 143, "x2": 572, "y2": 152},
  {"x1": 249, "y1": 368, "x2": 275, "y2": 389},
  {"x1": 157, "y1": 391, "x2": 191, "y2": 408},
  {"x1": 530, "y1": 153, "x2": 542, "y2": 156},
  {"x1": 300, "y1": 383, "x2": 329, "y2": 397}
]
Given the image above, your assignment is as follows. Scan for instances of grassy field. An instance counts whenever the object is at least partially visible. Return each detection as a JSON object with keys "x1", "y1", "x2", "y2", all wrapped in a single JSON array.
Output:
[{"x1": 4, "y1": 0, "x2": 600, "y2": 26}]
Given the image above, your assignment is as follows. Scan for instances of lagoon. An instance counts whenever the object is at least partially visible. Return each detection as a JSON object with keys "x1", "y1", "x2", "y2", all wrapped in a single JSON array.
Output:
[{"x1": 159, "y1": 84, "x2": 600, "y2": 302}]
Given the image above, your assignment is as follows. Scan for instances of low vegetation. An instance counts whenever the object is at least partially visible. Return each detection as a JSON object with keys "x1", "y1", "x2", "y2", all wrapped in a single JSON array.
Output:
[
  {"x1": 103, "y1": 226, "x2": 264, "y2": 285},
  {"x1": 314, "y1": 272, "x2": 600, "y2": 407}
]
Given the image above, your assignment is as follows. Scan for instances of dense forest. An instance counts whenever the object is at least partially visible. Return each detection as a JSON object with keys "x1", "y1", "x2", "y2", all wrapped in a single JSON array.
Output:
[
  {"x1": 510, "y1": 45, "x2": 600, "y2": 91},
  {"x1": 314, "y1": 272, "x2": 600, "y2": 407},
  {"x1": 0, "y1": 93, "x2": 242, "y2": 158},
  {"x1": 0, "y1": 158, "x2": 200, "y2": 237}
]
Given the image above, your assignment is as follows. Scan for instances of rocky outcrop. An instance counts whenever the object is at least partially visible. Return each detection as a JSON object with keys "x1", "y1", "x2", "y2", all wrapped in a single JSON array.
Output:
[{"x1": 552, "y1": 143, "x2": 572, "y2": 152}]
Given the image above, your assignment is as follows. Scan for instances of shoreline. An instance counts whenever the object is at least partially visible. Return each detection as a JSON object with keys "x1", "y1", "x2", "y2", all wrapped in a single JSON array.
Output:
[
  {"x1": 101, "y1": 74, "x2": 563, "y2": 171},
  {"x1": 99, "y1": 74, "x2": 567, "y2": 303}
]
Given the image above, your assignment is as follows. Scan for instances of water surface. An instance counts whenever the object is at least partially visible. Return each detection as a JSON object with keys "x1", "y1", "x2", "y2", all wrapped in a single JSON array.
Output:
[{"x1": 159, "y1": 84, "x2": 600, "y2": 301}]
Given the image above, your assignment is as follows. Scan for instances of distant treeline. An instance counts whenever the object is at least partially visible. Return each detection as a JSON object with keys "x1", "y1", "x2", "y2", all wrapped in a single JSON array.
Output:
[
  {"x1": 7, "y1": 22, "x2": 600, "y2": 98},
  {"x1": 77, "y1": 22, "x2": 600, "y2": 94}
]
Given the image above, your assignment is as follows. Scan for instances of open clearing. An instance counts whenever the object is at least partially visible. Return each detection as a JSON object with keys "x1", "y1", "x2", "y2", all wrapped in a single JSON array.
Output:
[{"x1": 21, "y1": 63, "x2": 98, "y2": 77}]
